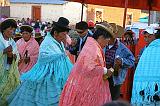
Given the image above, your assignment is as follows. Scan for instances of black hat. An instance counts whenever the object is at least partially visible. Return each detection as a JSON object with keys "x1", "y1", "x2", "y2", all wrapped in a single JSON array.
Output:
[
  {"x1": 0, "y1": 19, "x2": 17, "y2": 33},
  {"x1": 53, "y1": 17, "x2": 70, "y2": 30},
  {"x1": 76, "y1": 21, "x2": 88, "y2": 30},
  {"x1": 20, "y1": 25, "x2": 33, "y2": 33}
]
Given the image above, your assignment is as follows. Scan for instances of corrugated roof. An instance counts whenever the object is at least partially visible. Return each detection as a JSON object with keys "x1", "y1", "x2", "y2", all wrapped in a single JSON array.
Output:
[{"x1": 10, "y1": 0, "x2": 66, "y2": 4}]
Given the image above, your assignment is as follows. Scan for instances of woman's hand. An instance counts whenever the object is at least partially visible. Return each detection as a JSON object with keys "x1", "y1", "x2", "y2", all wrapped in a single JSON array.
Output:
[
  {"x1": 24, "y1": 57, "x2": 30, "y2": 64},
  {"x1": 106, "y1": 68, "x2": 114, "y2": 77},
  {"x1": 103, "y1": 67, "x2": 114, "y2": 80}
]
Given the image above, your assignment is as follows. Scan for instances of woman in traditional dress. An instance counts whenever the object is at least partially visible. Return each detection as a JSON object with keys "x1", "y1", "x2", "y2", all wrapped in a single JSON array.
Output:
[
  {"x1": 59, "y1": 23, "x2": 114, "y2": 106},
  {"x1": 0, "y1": 19, "x2": 20, "y2": 105},
  {"x1": 16, "y1": 25, "x2": 39, "y2": 74},
  {"x1": 7, "y1": 17, "x2": 73, "y2": 106}
]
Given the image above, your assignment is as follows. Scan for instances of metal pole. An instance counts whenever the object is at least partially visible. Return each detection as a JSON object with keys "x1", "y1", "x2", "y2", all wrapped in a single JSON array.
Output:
[
  {"x1": 81, "y1": 3, "x2": 84, "y2": 21},
  {"x1": 148, "y1": 0, "x2": 152, "y2": 26},
  {"x1": 148, "y1": 9, "x2": 151, "y2": 26},
  {"x1": 123, "y1": 0, "x2": 128, "y2": 28}
]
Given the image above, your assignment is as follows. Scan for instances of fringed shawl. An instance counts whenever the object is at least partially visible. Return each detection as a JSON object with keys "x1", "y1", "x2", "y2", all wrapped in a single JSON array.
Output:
[{"x1": 132, "y1": 39, "x2": 160, "y2": 104}]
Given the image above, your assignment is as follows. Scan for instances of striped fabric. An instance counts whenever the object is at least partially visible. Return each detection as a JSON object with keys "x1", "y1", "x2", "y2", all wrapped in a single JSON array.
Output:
[{"x1": 105, "y1": 40, "x2": 118, "y2": 69}]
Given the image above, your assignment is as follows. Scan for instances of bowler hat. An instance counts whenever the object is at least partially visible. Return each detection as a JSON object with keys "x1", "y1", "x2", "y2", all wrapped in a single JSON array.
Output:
[
  {"x1": 96, "y1": 22, "x2": 114, "y2": 37},
  {"x1": 20, "y1": 25, "x2": 33, "y2": 33},
  {"x1": 53, "y1": 17, "x2": 70, "y2": 30}
]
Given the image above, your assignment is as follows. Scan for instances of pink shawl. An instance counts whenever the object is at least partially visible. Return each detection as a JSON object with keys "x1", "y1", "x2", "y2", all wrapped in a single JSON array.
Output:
[
  {"x1": 16, "y1": 37, "x2": 39, "y2": 74},
  {"x1": 59, "y1": 37, "x2": 111, "y2": 106}
]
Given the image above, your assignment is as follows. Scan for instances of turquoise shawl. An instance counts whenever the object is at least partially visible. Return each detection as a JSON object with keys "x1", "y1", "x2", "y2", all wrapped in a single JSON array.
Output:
[
  {"x1": 20, "y1": 33, "x2": 73, "y2": 89},
  {"x1": 132, "y1": 39, "x2": 160, "y2": 104}
]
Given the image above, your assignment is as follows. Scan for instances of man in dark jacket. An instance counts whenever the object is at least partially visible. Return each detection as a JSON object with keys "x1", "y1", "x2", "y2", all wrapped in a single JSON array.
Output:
[{"x1": 68, "y1": 21, "x2": 93, "y2": 60}]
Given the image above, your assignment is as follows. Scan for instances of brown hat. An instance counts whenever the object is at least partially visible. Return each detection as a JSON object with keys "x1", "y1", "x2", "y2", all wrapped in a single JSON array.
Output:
[
  {"x1": 109, "y1": 23, "x2": 124, "y2": 38},
  {"x1": 96, "y1": 22, "x2": 114, "y2": 37}
]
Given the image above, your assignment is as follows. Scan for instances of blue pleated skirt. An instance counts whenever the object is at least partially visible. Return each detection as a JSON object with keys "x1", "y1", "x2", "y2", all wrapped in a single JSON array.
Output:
[{"x1": 7, "y1": 55, "x2": 73, "y2": 106}]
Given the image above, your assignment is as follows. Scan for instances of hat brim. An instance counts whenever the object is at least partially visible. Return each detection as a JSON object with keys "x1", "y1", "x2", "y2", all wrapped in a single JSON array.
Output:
[
  {"x1": 96, "y1": 24, "x2": 114, "y2": 37},
  {"x1": 53, "y1": 22, "x2": 71, "y2": 30}
]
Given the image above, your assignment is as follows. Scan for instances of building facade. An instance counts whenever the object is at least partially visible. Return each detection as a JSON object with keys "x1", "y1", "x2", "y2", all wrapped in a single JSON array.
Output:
[
  {"x1": 87, "y1": 4, "x2": 142, "y2": 26},
  {"x1": 0, "y1": 0, "x2": 10, "y2": 6},
  {"x1": 10, "y1": 0, "x2": 87, "y2": 24}
]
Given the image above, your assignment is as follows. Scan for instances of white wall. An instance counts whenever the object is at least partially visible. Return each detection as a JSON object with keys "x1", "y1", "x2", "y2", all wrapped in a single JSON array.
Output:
[
  {"x1": 10, "y1": 2, "x2": 87, "y2": 24},
  {"x1": 10, "y1": 3, "x2": 32, "y2": 19},
  {"x1": 63, "y1": 2, "x2": 87, "y2": 25},
  {"x1": 10, "y1": 3, "x2": 64, "y2": 22},
  {"x1": 41, "y1": 4, "x2": 63, "y2": 22}
]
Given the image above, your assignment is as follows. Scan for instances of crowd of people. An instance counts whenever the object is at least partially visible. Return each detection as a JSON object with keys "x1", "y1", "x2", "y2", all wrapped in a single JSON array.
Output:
[{"x1": 0, "y1": 16, "x2": 160, "y2": 106}]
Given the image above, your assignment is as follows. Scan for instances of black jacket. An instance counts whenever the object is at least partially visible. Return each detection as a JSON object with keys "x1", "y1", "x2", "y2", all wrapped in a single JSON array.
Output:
[{"x1": 68, "y1": 32, "x2": 92, "y2": 60}]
